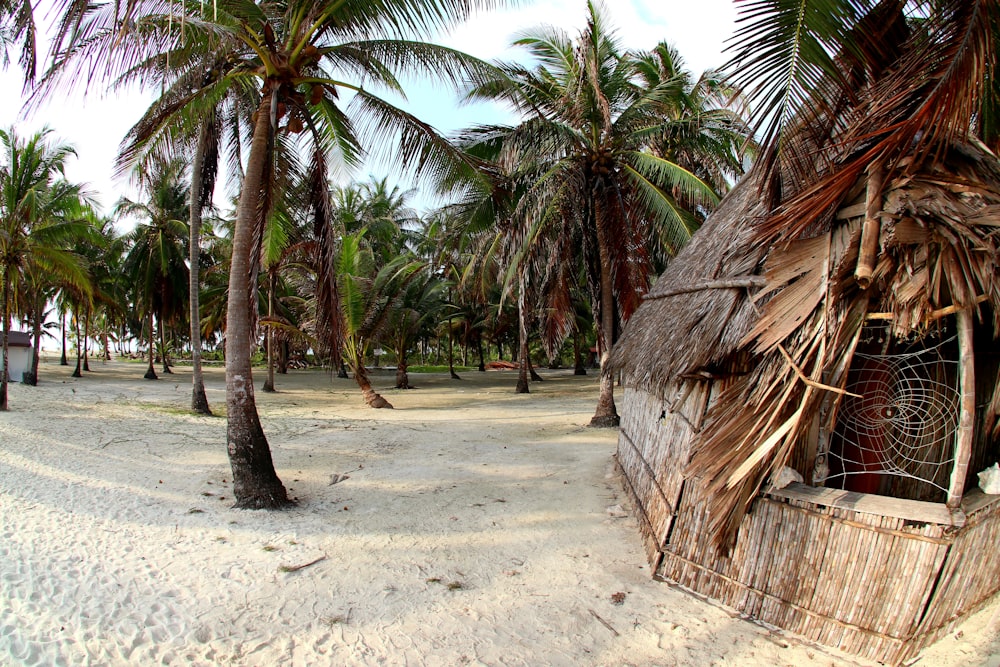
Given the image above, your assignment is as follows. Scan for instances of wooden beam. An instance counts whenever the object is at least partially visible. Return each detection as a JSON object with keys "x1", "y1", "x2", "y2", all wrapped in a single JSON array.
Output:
[
  {"x1": 769, "y1": 482, "x2": 965, "y2": 526},
  {"x1": 865, "y1": 294, "x2": 989, "y2": 322},
  {"x1": 947, "y1": 307, "x2": 976, "y2": 507},
  {"x1": 644, "y1": 276, "x2": 766, "y2": 300},
  {"x1": 855, "y1": 162, "x2": 885, "y2": 289}
]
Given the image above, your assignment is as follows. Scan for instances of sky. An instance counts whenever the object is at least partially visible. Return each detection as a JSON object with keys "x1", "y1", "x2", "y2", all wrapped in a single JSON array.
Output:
[{"x1": 0, "y1": 0, "x2": 739, "y2": 221}]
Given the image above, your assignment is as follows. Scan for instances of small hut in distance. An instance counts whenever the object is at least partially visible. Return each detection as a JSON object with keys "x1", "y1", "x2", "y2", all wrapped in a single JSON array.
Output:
[
  {"x1": 2, "y1": 331, "x2": 32, "y2": 383},
  {"x1": 609, "y1": 5, "x2": 1000, "y2": 664}
]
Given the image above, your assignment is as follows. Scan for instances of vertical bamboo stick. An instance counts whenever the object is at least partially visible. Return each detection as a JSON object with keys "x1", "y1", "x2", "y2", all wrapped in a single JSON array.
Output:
[
  {"x1": 855, "y1": 162, "x2": 885, "y2": 288},
  {"x1": 947, "y1": 308, "x2": 975, "y2": 507}
]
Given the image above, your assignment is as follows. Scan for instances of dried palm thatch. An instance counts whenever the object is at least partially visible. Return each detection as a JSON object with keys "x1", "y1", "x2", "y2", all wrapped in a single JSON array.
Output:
[{"x1": 611, "y1": 2, "x2": 1000, "y2": 550}]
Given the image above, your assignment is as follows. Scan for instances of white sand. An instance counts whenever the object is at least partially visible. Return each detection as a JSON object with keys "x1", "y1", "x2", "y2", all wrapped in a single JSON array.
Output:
[{"x1": 1, "y1": 359, "x2": 998, "y2": 667}]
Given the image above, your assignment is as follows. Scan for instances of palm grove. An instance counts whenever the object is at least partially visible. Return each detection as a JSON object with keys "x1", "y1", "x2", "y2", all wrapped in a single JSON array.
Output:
[{"x1": 0, "y1": 0, "x2": 752, "y2": 508}]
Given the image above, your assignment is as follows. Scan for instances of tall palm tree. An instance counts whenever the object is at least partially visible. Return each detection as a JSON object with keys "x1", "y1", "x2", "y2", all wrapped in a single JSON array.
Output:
[
  {"x1": 459, "y1": 1, "x2": 750, "y2": 425},
  {"x1": 117, "y1": 156, "x2": 190, "y2": 380},
  {"x1": 46, "y1": 0, "x2": 509, "y2": 508},
  {"x1": 0, "y1": 127, "x2": 92, "y2": 409}
]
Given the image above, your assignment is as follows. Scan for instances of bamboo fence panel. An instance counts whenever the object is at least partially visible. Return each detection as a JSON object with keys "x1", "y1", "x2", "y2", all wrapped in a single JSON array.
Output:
[
  {"x1": 914, "y1": 504, "x2": 1000, "y2": 635},
  {"x1": 618, "y1": 368, "x2": 998, "y2": 664},
  {"x1": 651, "y1": 485, "x2": 979, "y2": 664}
]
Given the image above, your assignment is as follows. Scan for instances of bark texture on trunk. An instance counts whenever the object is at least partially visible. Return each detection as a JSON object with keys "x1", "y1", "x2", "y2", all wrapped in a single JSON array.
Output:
[
  {"x1": 354, "y1": 362, "x2": 393, "y2": 408},
  {"x1": 144, "y1": 310, "x2": 157, "y2": 380},
  {"x1": 590, "y1": 210, "x2": 619, "y2": 428},
  {"x1": 516, "y1": 277, "x2": 529, "y2": 394},
  {"x1": 529, "y1": 358, "x2": 543, "y2": 382},
  {"x1": 25, "y1": 301, "x2": 42, "y2": 385},
  {"x1": 226, "y1": 93, "x2": 290, "y2": 509},
  {"x1": 395, "y1": 357, "x2": 412, "y2": 389},
  {"x1": 0, "y1": 276, "x2": 10, "y2": 410},
  {"x1": 158, "y1": 315, "x2": 172, "y2": 374},
  {"x1": 82, "y1": 309, "x2": 91, "y2": 372},
  {"x1": 60, "y1": 315, "x2": 68, "y2": 365},
  {"x1": 71, "y1": 317, "x2": 82, "y2": 378},
  {"x1": 189, "y1": 122, "x2": 212, "y2": 414},
  {"x1": 447, "y1": 320, "x2": 460, "y2": 380},
  {"x1": 263, "y1": 272, "x2": 276, "y2": 393}
]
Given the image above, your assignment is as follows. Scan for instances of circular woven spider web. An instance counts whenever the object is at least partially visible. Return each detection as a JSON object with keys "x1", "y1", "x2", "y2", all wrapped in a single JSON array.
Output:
[{"x1": 829, "y1": 335, "x2": 959, "y2": 492}]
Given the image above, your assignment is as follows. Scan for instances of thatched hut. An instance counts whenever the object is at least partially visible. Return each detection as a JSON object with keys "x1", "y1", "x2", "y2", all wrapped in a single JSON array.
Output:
[
  {"x1": 2, "y1": 331, "x2": 31, "y2": 383},
  {"x1": 611, "y1": 133, "x2": 1000, "y2": 663},
  {"x1": 611, "y1": 109, "x2": 1000, "y2": 667},
  {"x1": 609, "y1": 3, "x2": 1000, "y2": 657}
]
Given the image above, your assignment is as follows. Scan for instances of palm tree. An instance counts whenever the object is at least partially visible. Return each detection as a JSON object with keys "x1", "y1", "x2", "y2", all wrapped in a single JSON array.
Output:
[
  {"x1": 460, "y1": 1, "x2": 751, "y2": 425},
  {"x1": 0, "y1": 127, "x2": 92, "y2": 409},
  {"x1": 337, "y1": 232, "x2": 425, "y2": 407},
  {"x1": 117, "y1": 156, "x2": 190, "y2": 381},
  {"x1": 384, "y1": 269, "x2": 446, "y2": 388},
  {"x1": 46, "y1": 0, "x2": 510, "y2": 508}
]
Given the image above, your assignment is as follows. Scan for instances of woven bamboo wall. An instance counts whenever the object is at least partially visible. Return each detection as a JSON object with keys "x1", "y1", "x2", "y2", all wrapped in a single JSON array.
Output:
[
  {"x1": 653, "y1": 480, "x2": 1000, "y2": 664},
  {"x1": 616, "y1": 383, "x2": 710, "y2": 566}
]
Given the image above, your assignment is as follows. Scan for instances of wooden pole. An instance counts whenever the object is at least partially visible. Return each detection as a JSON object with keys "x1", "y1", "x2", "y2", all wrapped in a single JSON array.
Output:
[
  {"x1": 855, "y1": 162, "x2": 885, "y2": 289},
  {"x1": 947, "y1": 308, "x2": 976, "y2": 507}
]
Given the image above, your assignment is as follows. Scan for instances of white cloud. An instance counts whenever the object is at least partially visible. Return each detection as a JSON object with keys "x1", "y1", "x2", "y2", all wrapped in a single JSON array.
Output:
[{"x1": 444, "y1": 0, "x2": 735, "y2": 72}]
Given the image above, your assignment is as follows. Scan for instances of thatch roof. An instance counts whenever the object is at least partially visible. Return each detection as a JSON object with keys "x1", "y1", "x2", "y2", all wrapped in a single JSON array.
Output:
[
  {"x1": 611, "y1": 139, "x2": 1000, "y2": 548},
  {"x1": 610, "y1": 1, "x2": 1000, "y2": 549}
]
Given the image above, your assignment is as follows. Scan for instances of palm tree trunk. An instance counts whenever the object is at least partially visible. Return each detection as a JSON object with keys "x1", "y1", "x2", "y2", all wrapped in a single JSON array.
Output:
[
  {"x1": 446, "y1": 294, "x2": 461, "y2": 379},
  {"x1": 263, "y1": 271, "x2": 276, "y2": 393},
  {"x1": 395, "y1": 359, "x2": 410, "y2": 389},
  {"x1": 353, "y1": 356, "x2": 393, "y2": 408},
  {"x1": 226, "y1": 91, "x2": 289, "y2": 509},
  {"x1": 60, "y1": 313, "x2": 68, "y2": 365},
  {"x1": 590, "y1": 221, "x2": 619, "y2": 427},
  {"x1": 573, "y1": 329, "x2": 587, "y2": 376},
  {"x1": 0, "y1": 276, "x2": 10, "y2": 410},
  {"x1": 71, "y1": 315, "x2": 82, "y2": 378},
  {"x1": 189, "y1": 121, "x2": 212, "y2": 414},
  {"x1": 159, "y1": 316, "x2": 172, "y2": 374},
  {"x1": 529, "y1": 357, "x2": 543, "y2": 382},
  {"x1": 516, "y1": 274, "x2": 530, "y2": 394},
  {"x1": 145, "y1": 310, "x2": 157, "y2": 380},
  {"x1": 83, "y1": 307, "x2": 91, "y2": 372},
  {"x1": 278, "y1": 341, "x2": 288, "y2": 374},
  {"x1": 25, "y1": 291, "x2": 42, "y2": 385},
  {"x1": 477, "y1": 339, "x2": 485, "y2": 372}
]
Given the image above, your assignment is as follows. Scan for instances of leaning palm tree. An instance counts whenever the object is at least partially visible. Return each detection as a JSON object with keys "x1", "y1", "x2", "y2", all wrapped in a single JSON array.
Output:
[
  {"x1": 458, "y1": 1, "x2": 750, "y2": 425},
  {"x1": 46, "y1": 0, "x2": 510, "y2": 508},
  {"x1": 0, "y1": 127, "x2": 93, "y2": 409},
  {"x1": 336, "y1": 231, "x2": 426, "y2": 407}
]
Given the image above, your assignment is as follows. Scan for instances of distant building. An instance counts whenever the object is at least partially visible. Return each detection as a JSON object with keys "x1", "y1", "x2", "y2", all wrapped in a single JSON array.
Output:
[{"x1": 1, "y1": 332, "x2": 31, "y2": 382}]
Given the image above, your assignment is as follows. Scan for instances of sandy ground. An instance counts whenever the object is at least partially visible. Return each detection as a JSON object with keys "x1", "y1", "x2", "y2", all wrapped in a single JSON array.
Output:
[{"x1": 1, "y1": 358, "x2": 999, "y2": 667}]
